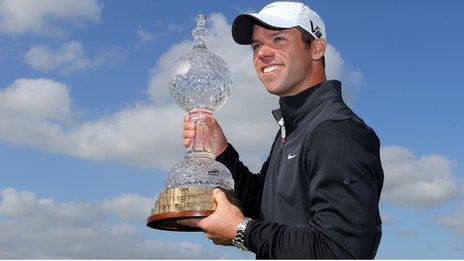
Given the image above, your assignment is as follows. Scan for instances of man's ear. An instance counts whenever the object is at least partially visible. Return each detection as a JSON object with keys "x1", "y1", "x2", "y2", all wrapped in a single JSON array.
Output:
[{"x1": 312, "y1": 39, "x2": 326, "y2": 61}]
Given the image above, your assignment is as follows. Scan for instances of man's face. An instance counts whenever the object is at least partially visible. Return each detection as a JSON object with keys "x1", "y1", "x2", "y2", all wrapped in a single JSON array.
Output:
[{"x1": 251, "y1": 25, "x2": 313, "y2": 97}]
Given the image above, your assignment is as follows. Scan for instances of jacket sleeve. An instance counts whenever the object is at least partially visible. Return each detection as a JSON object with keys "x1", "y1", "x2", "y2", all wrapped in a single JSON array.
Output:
[
  {"x1": 216, "y1": 143, "x2": 269, "y2": 219},
  {"x1": 244, "y1": 119, "x2": 384, "y2": 259}
]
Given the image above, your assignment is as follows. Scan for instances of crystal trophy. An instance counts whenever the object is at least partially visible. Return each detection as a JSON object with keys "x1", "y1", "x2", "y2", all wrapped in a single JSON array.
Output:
[{"x1": 147, "y1": 14, "x2": 236, "y2": 231}]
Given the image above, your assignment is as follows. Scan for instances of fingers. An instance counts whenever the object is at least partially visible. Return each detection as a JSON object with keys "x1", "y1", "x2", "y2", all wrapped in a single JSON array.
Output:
[
  {"x1": 202, "y1": 114, "x2": 218, "y2": 129},
  {"x1": 183, "y1": 129, "x2": 195, "y2": 139},
  {"x1": 183, "y1": 113, "x2": 191, "y2": 123},
  {"x1": 183, "y1": 119, "x2": 195, "y2": 131},
  {"x1": 183, "y1": 129, "x2": 194, "y2": 147},
  {"x1": 212, "y1": 188, "x2": 229, "y2": 205},
  {"x1": 196, "y1": 199, "x2": 238, "y2": 246},
  {"x1": 183, "y1": 114, "x2": 195, "y2": 147}
]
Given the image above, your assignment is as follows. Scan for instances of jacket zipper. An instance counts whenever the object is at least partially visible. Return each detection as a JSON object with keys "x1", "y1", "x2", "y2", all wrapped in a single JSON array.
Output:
[{"x1": 276, "y1": 118, "x2": 287, "y2": 172}]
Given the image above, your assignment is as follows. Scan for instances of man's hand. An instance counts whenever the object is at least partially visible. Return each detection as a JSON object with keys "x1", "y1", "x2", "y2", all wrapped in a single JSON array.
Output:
[
  {"x1": 183, "y1": 109, "x2": 228, "y2": 157},
  {"x1": 179, "y1": 188, "x2": 245, "y2": 245}
]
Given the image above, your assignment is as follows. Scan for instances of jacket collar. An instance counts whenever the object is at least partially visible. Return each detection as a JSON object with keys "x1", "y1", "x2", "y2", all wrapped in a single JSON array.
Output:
[{"x1": 272, "y1": 80, "x2": 343, "y2": 135}]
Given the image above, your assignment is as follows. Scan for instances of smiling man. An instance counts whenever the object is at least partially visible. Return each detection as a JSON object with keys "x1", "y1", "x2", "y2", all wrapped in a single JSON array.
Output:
[{"x1": 182, "y1": 1, "x2": 384, "y2": 259}]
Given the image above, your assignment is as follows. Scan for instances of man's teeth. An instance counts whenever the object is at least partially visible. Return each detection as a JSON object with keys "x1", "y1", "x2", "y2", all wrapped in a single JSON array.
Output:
[{"x1": 263, "y1": 65, "x2": 282, "y2": 74}]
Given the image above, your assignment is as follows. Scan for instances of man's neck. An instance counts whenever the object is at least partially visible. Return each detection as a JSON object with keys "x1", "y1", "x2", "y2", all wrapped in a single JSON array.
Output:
[
  {"x1": 281, "y1": 72, "x2": 326, "y2": 98},
  {"x1": 307, "y1": 65, "x2": 326, "y2": 88}
]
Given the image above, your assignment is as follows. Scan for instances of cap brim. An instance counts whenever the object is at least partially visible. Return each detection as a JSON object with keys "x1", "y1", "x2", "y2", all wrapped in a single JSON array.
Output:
[{"x1": 232, "y1": 13, "x2": 296, "y2": 45}]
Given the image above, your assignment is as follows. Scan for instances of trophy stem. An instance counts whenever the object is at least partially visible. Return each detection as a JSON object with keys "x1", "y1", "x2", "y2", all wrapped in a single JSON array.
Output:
[{"x1": 186, "y1": 109, "x2": 214, "y2": 158}]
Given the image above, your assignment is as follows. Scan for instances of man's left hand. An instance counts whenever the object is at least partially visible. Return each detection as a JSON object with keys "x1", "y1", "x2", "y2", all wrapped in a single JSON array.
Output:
[{"x1": 179, "y1": 188, "x2": 245, "y2": 245}]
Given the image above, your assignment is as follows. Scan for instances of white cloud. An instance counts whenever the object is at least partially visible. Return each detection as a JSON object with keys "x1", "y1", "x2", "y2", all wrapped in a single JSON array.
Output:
[
  {"x1": 0, "y1": 13, "x2": 365, "y2": 173},
  {"x1": 0, "y1": 187, "x2": 230, "y2": 259},
  {"x1": 325, "y1": 44, "x2": 364, "y2": 104},
  {"x1": 99, "y1": 193, "x2": 154, "y2": 222},
  {"x1": 0, "y1": 188, "x2": 102, "y2": 227},
  {"x1": 0, "y1": 78, "x2": 71, "y2": 121},
  {"x1": 437, "y1": 208, "x2": 464, "y2": 236},
  {"x1": 67, "y1": 103, "x2": 185, "y2": 170},
  {"x1": 0, "y1": 78, "x2": 184, "y2": 169},
  {"x1": 380, "y1": 145, "x2": 458, "y2": 206},
  {"x1": 0, "y1": 0, "x2": 102, "y2": 36},
  {"x1": 0, "y1": 79, "x2": 74, "y2": 152},
  {"x1": 135, "y1": 28, "x2": 156, "y2": 48},
  {"x1": 24, "y1": 41, "x2": 124, "y2": 74}
]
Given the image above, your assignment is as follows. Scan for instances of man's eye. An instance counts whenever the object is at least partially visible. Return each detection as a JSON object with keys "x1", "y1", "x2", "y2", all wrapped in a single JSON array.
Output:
[
  {"x1": 252, "y1": 44, "x2": 261, "y2": 51},
  {"x1": 274, "y1": 37, "x2": 284, "y2": 43}
]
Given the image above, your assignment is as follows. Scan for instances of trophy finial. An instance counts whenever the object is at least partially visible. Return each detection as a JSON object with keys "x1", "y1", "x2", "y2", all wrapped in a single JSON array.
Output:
[{"x1": 192, "y1": 14, "x2": 207, "y2": 47}]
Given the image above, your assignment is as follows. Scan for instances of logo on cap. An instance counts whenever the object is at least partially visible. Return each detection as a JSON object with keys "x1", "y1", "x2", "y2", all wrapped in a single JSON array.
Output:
[{"x1": 310, "y1": 20, "x2": 322, "y2": 38}]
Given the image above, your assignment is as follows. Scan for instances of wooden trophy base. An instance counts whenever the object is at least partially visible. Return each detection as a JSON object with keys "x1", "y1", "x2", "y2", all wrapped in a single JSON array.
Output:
[
  {"x1": 146, "y1": 186, "x2": 237, "y2": 232},
  {"x1": 147, "y1": 210, "x2": 213, "y2": 231}
]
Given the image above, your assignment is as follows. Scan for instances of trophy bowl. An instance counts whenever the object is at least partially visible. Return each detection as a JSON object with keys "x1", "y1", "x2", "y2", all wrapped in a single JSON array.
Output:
[{"x1": 147, "y1": 14, "x2": 236, "y2": 231}]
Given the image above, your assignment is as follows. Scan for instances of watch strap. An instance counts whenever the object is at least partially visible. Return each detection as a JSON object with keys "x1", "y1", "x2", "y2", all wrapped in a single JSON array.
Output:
[{"x1": 232, "y1": 217, "x2": 252, "y2": 251}]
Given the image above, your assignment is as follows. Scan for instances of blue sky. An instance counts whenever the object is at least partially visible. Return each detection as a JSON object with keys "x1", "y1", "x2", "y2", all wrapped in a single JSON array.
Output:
[{"x1": 0, "y1": 0, "x2": 463, "y2": 259}]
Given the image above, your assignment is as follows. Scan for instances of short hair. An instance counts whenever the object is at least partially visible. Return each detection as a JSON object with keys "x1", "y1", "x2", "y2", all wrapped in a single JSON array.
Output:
[{"x1": 296, "y1": 26, "x2": 325, "y2": 68}]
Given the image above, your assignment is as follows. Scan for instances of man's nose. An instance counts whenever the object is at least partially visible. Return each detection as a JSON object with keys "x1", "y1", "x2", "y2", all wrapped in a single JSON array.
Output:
[{"x1": 257, "y1": 45, "x2": 274, "y2": 62}]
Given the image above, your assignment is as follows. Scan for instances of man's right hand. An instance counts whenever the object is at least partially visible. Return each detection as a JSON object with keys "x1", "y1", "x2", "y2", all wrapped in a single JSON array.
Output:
[{"x1": 183, "y1": 109, "x2": 228, "y2": 157}]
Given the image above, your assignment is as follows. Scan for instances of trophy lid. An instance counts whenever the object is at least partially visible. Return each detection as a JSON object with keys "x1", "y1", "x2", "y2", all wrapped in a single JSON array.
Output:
[{"x1": 169, "y1": 14, "x2": 232, "y2": 112}]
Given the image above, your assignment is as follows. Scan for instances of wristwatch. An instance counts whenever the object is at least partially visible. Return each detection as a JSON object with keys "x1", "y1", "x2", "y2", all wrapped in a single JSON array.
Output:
[{"x1": 232, "y1": 217, "x2": 252, "y2": 251}]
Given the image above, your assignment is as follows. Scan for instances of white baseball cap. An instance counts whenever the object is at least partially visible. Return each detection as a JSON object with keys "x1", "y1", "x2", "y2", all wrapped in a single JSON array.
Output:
[{"x1": 232, "y1": 1, "x2": 326, "y2": 45}]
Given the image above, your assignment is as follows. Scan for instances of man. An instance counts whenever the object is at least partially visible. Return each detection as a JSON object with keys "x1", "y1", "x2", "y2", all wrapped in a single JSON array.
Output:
[{"x1": 181, "y1": 1, "x2": 384, "y2": 259}]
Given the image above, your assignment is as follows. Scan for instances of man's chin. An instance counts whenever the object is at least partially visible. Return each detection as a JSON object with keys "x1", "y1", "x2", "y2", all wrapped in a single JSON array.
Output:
[
  {"x1": 260, "y1": 81, "x2": 281, "y2": 95},
  {"x1": 263, "y1": 84, "x2": 286, "y2": 97},
  {"x1": 266, "y1": 89, "x2": 279, "y2": 96}
]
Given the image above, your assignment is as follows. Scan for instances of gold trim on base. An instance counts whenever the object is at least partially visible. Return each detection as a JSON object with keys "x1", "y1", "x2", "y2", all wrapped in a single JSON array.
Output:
[{"x1": 146, "y1": 186, "x2": 237, "y2": 231}]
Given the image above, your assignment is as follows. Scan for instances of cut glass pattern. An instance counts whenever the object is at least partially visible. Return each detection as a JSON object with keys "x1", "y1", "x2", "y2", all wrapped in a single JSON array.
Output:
[
  {"x1": 169, "y1": 14, "x2": 232, "y2": 112},
  {"x1": 166, "y1": 155, "x2": 234, "y2": 190}
]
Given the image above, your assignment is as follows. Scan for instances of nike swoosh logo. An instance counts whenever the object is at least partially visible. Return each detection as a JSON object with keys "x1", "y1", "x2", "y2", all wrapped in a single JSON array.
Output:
[{"x1": 287, "y1": 153, "x2": 297, "y2": 159}]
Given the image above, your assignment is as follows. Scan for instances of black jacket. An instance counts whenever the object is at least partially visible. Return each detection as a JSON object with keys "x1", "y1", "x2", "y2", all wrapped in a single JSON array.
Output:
[{"x1": 216, "y1": 80, "x2": 384, "y2": 259}]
